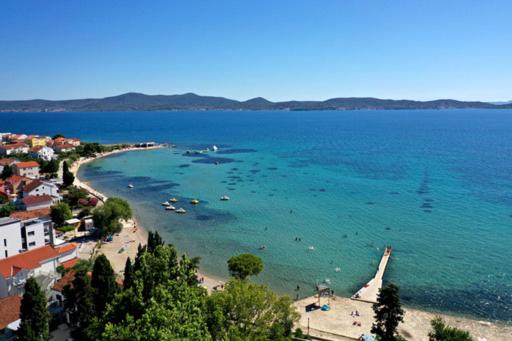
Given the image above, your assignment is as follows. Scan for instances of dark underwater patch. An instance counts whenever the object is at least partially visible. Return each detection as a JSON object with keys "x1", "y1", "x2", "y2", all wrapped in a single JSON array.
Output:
[
  {"x1": 178, "y1": 164, "x2": 190, "y2": 168},
  {"x1": 217, "y1": 148, "x2": 257, "y2": 154},
  {"x1": 192, "y1": 157, "x2": 235, "y2": 164}
]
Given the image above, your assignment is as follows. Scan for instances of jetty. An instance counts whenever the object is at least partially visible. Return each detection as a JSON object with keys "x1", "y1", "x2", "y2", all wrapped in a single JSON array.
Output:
[{"x1": 351, "y1": 246, "x2": 392, "y2": 303}]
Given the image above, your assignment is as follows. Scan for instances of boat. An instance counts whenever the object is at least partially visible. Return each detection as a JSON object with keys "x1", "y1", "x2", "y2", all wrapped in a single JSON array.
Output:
[
  {"x1": 220, "y1": 195, "x2": 230, "y2": 201},
  {"x1": 128, "y1": 184, "x2": 134, "y2": 188},
  {"x1": 258, "y1": 245, "x2": 266, "y2": 250},
  {"x1": 169, "y1": 197, "x2": 178, "y2": 203},
  {"x1": 175, "y1": 208, "x2": 186, "y2": 214},
  {"x1": 161, "y1": 201, "x2": 170, "y2": 206},
  {"x1": 212, "y1": 145, "x2": 218, "y2": 152},
  {"x1": 190, "y1": 199, "x2": 200, "y2": 205},
  {"x1": 308, "y1": 246, "x2": 315, "y2": 251},
  {"x1": 335, "y1": 267, "x2": 341, "y2": 272},
  {"x1": 165, "y1": 205, "x2": 176, "y2": 210}
]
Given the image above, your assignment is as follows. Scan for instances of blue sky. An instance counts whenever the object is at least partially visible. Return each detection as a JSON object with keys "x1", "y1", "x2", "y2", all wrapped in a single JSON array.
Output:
[{"x1": 1, "y1": 0, "x2": 511, "y2": 101}]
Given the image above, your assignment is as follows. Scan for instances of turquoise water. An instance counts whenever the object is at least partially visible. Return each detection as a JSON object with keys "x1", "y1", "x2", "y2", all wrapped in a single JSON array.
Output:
[{"x1": 2, "y1": 110, "x2": 512, "y2": 320}]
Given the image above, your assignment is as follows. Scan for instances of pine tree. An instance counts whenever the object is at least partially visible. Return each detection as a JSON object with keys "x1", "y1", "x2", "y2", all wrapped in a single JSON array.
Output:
[
  {"x1": 371, "y1": 283, "x2": 405, "y2": 341},
  {"x1": 18, "y1": 277, "x2": 50, "y2": 341},
  {"x1": 123, "y1": 257, "x2": 134, "y2": 290},
  {"x1": 62, "y1": 161, "x2": 75, "y2": 187},
  {"x1": 91, "y1": 254, "x2": 118, "y2": 314},
  {"x1": 63, "y1": 270, "x2": 96, "y2": 341}
]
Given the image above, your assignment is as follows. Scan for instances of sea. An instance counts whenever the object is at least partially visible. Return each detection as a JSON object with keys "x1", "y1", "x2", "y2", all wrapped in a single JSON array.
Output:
[{"x1": 2, "y1": 110, "x2": 512, "y2": 321}]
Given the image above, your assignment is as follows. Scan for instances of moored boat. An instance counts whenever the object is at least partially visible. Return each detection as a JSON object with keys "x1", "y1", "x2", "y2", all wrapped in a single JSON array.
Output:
[
  {"x1": 175, "y1": 207, "x2": 186, "y2": 214},
  {"x1": 220, "y1": 195, "x2": 230, "y2": 201},
  {"x1": 190, "y1": 199, "x2": 200, "y2": 205},
  {"x1": 169, "y1": 197, "x2": 178, "y2": 203}
]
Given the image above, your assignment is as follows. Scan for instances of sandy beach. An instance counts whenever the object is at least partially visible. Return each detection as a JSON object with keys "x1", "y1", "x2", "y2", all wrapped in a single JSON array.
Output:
[{"x1": 71, "y1": 145, "x2": 225, "y2": 293}]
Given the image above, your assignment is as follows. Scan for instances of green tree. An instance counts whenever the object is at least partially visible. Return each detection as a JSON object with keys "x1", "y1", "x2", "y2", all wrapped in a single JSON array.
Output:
[
  {"x1": 206, "y1": 279, "x2": 299, "y2": 340},
  {"x1": 429, "y1": 317, "x2": 473, "y2": 341},
  {"x1": 17, "y1": 277, "x2": 50, "y2": 341},
  {"x1": 41, "y1": 159, "x2": 59, "y2": 174},
  {"x1": 62, "y1": 161, "x2": 75, "y2": 187},
  {"x1": 92, "y1": 197, "x2": 132, "y2": 237},
  {"x1": 371, "y1": 283, "x2": 405, "y2": 341},
  {"x1": 227, "y1": 253, "x2": 264, "y2": 280},
  {"x1": 91, "y1": 254, "x2": 118, "y2": 315},
  {"x1": 147, "y1": 231, "x2": 164, "y2": 253},
  {"x1": 123, "y1": 257, "x2": 134, "y2": 290},
  {"x1": 52, "y1": 134, "x2": 65, "y2": 139},
  {"x1": 0, "y1": 202, "x2": 15, "y2": 217},
  {"x1": 1, "y1": 165, "x2": 13, "y2": 179},
  {"x1": 63, "y1": 269, "x2": 96, "y2": 341},
  {"x1": 65, "y1": 186, "x2": 89, "y2": 208},
  {"x1": 50, "y1": 202, "x2": 72, "y2": 227}
]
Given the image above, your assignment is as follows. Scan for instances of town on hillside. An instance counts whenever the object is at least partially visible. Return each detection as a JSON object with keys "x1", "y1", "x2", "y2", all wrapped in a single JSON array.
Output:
[{"x1": 0, "y1": 132, "x2": 97, "y2": 339}]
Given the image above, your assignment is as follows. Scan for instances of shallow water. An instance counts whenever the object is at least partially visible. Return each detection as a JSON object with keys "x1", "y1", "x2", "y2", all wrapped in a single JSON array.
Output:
[{"x1": 2, "y1": 110, "x2": 512, "y2": 321}]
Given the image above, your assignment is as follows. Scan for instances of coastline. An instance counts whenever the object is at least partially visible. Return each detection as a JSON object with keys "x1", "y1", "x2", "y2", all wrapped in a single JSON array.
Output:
[
  {"x1": 69, "y1": 145, "x2": 512, "y2": 340},
  {"x1": 71, "y1": 145, "x2": 225, "y2": 293}
]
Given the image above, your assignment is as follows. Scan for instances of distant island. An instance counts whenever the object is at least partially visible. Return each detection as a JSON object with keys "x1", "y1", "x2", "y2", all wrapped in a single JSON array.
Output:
[{"x1": 1, "y1": 92, "x2": 511, "y2": 112}]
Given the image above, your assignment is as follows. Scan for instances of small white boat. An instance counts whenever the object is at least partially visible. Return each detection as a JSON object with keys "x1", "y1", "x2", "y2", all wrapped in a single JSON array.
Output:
[
  {"x1": 308, "y1": 246, "x2": 315, "y2": 251},
  {"x1": 165, "y1": 205, "x2": 176, "y2": 210},
  {"x1": 335, "y1": 267, "x2": 341, "y2": 272},
  {"x1": 128, "y1": 184, "x2": 134, "y2": 188},
  {"x1": 169, "y1": 197, "x2": 178, "y2": 203},
  {"x1": 175, "y1": 208, "x2": 187, "y2": 214},
  {"x1": 220, "y1": 195, "x2": 230, "y2": 201},
  {"x1": 161, "y1": 201, "x2": 170, "y2": 206},
  {"x1": 212, "y1": 145, "x2": 219, "y2": 152}
]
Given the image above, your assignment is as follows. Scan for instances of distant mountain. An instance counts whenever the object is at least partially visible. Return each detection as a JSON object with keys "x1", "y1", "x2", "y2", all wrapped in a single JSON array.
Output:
[{"x1": 0, "y1": 92, "x2": 510, "y2": 112}]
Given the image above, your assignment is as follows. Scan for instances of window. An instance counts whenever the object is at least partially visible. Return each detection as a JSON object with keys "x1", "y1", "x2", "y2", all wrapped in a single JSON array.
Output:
[
  {"x1": 3, "y1": 239, "x2": 6, "y2": 247},
  {"x1": 29, "y1": 242, "x2": 36, "y2": 247},
  {"x1": 4, "y1": 250, "x2": 7, "y2": 258},
  {"x1": 28, "y1": 231, "x2": 35, "y2": 236}
]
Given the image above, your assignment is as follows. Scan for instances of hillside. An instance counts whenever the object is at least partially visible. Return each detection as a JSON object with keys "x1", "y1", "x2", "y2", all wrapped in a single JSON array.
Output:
[{"x1": 0, "y1": 92, "x2": 510, "y2": 112}]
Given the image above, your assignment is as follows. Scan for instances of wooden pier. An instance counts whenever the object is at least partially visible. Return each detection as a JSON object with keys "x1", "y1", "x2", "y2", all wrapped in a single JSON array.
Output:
[{"x1": 351, "y1": 246, "x2": 392, "y2": 303}]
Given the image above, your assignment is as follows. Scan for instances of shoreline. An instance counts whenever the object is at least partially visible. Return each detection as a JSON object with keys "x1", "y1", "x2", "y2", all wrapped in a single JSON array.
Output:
[
  {"x1": 71, "y1": 144, "x2": 225, "y2": 293},
  {"x1": 70, "y1": 145, "x2": 512, "y2": 339}
]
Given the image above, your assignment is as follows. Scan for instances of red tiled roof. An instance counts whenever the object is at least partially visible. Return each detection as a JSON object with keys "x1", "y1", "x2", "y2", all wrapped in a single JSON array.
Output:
[
  {"x1": 0, "y1": 296, "x2": 21, "y2": 329},
  {"x1": 0, "y1": 143, "x2": 28, "y2": 150},
  {"x1": 22, "y1": 180, "x2": 43, "y2": 193},
  {"x1": 54, "y1": 143, "x2": 74, "y2": 149},
  {"x1": 0, "y1": 245, "x2": 60, "y2": 278},
  {"x1": 60, "y1": 257, "x2": 78, "y2": 269},
  {"x1": 14, "y1": 161, "x2": 39, "y2": 169},
  {"x1": 56, "y1": 243, "x2": 77, "y2": 254},
  {"x1": 6, "y1": 175, "x2": 28, "y2": 185},
  {"x1": 22, "y1": 195, "x2": 53, "y2": 206},
  {"x1": 10, "y1": 208, "x2": 51, "y2": 221},
  {"x1": 0, "y1": 158, "x2": 16, "y2": 166},
  {"x1": 52, "y1": 270, "x2": 76, "y2": 292}
]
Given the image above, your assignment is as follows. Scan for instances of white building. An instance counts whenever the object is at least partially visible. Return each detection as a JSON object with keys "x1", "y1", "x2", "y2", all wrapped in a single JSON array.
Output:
[
  {"x1": 0, "y1": 143, "x2": 29, "y2": 156},
  {"x1": 0, "y1": 212, "x2": 54, "y2": 260},
  {"x1": 0, "y1": 243, "x2": 78, "y2": 297},
  {"x1": 0, "y1": 218, "x2": 23, "y2": 259},
  {"x1": 13, "y1": 161, "x2": 39, "y2": 179},
  {"x1": 22, "y1": 180, "x2": 61, "y2": 201},
  {"x1": 29, "y1": 146, "x2": 55, "y2": 161},
  {"x1": 22, "y1": 195, "x2": 54, "y2": 211}
]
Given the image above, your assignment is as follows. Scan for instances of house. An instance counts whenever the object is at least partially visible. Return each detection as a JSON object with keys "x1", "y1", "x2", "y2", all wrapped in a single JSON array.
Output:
[
  {"x1": 0, "y1": 158, "x2": 17, "y2": 173},
  {"x1": 53, "y1": 137, "x2": 80, "y2": 147},
  {"x1": 0, "y1": 243, "x2": 78, "y2": 297},
  {"x1": 13, "y1": 161, "x2": 40, "y2": 179},
  {"x1": 1, "y1": 209, "x2": 54, "y2": 259},
  {"x1": 53, "y1": 143, "x2": 76, "y2": 154},
  {"x1": 0, "y1": 295, "x2": 21, "y2": 340},
  {"x1": 22, "y1": 195, "x2": 54, "y2": 211},
  {"x1": 0, "y1": 143, "x2": 29, "y2": 156},
  {"x1": 0, "y1": 133, "x2": 12, "y2": 143},
  {"x1": 4, "y1": 175, "x2": 32, "y2": 198},
  {"x1": 10, "y1": 209, "x2": 54, "y2": 252},
  {"x1": 51, "y1": 270, "x2": 75, "y2": 308},
  {"x1": 29, "y1": 146, "x2": 55, "y2": 161},
  {"x1": 22, "y1": 180, "x2": 60, "y2": 201},
  {"x1": 0, "y1": 218, "x2": 23, "y2": 259},
  {"x1": 26, "y1": 136, "x2": 48, "y2": 148}
]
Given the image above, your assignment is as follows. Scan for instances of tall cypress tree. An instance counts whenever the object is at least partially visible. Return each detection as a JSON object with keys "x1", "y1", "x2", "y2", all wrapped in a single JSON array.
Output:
[
  {"x1": 62, "y1": 161, "x2": 75, "y2": 187},
  {"x1": 371, "y1": 283, "x2": 405, "y2": 341},
  {"x1": 123, "y1": 257, "x2": 134, "y2": 290},
  {"x1": 18, "y1": 277, "x2": 50, "y2": 341},
  {"x1": 63, "y1": 269, "x2": 96, "y2": 341},
  {"x1": 91, "y1": 254, "x2": 118, "y2": 314}
]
